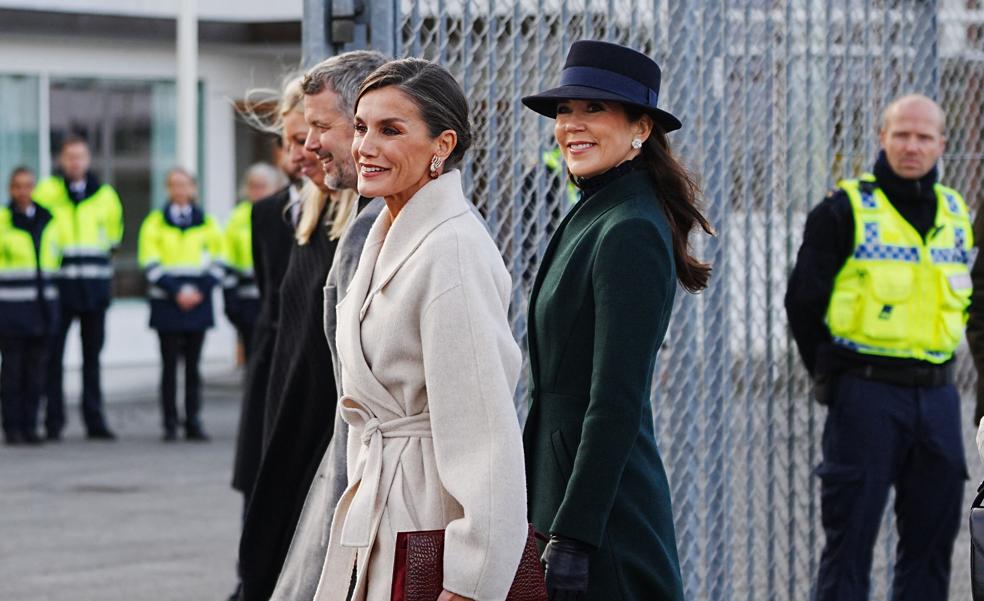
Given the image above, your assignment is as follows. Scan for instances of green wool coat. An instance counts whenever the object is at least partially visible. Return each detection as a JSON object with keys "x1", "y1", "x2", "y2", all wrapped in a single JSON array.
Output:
[{"x1": 524, "y1": 169, "x2": 685, "y2": 601}]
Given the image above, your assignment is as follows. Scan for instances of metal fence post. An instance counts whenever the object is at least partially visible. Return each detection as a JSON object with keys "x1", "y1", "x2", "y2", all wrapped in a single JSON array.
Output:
[
  {"x1": 366, "y1": 0, "x2": 398, "y2": 58},
  {"x1": 701, "y1": 1, "x2": 732, "y2": 598},
  {"x1": 302, "y1": 0, "x2": 332, "y2": 65}
]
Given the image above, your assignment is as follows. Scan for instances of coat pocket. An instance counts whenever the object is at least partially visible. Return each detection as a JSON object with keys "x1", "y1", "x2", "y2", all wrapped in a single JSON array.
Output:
[
  {"x1": 859, "y1": 265, "x2": 914, "y2": 342},
  {"x1": 551, "y1": 429, "x2": 575, "y2": 481}
]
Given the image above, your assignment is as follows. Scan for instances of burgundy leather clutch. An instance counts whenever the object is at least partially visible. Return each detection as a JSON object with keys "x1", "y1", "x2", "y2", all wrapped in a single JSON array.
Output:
[{"x1": 391, "y1": 523, "x2": 548, "y2": 601}]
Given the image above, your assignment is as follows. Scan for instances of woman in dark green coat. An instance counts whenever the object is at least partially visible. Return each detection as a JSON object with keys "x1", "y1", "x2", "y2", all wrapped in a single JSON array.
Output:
[{"x1": 521, "y1": 40, "x2": 713, "y2": 601}]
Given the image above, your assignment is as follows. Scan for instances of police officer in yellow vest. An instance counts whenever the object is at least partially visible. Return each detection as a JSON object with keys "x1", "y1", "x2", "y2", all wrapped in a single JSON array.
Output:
[
  {"x1": 0, "y1": 167, "x2": 62, "y2": 445},
  {"x1": 33, "y1": 136, "x2": 123, "y2": 441},
  {"x1": 786, "y1": 95, "x2": 969, "y2": 601},
  {"x1": 139, "y1": 168, "x2": 224, "y2": 442}
]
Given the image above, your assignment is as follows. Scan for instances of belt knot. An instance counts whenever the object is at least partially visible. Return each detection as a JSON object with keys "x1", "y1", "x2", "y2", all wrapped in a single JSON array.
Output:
[
  {"x1": 361, "y1": 417, "x2": 381, "y2": 445},
  {"x1": 336, "y1": 394, "x2": 433, "y2": 549}
]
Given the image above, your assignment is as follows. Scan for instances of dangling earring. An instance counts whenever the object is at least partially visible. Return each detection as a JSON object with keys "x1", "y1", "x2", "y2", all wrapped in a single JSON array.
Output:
[
  {"x1": 429, "y1": 155, "x2": 444, "y2": 179},
  {"x1": 631, "y1": 138, "x2": 643, "y2": 150}
]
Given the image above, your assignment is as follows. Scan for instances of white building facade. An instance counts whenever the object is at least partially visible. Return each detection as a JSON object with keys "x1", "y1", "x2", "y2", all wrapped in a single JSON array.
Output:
[{"x1": 0, "y1": 1, "x2": 302, "y2": 369}]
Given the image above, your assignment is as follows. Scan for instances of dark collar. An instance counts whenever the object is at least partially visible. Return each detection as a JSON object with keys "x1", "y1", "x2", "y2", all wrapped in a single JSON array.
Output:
[
  {"x1": 8, "y1": 200, "x2": 37, "y2": 216},
  {"x1": 8, "y1": 201, "x2": 51, "y2": 229},
  {"x1": 573, "y1": 155, "x2": 645, "y2": 201},
  {"x1": 56, "y1": 169, "x2": 102, "y2": 201},
  {"x1": 163, "y1": 202, "x2": 204, "y2": 229},
  {"x1": 872, "y1": 150, "x2": 937, "y2": 206}
]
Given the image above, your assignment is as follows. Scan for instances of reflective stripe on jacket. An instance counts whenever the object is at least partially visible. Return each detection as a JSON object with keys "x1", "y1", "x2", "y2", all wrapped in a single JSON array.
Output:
[
  {"x1": 0, "y1": 204, "x2": 61, "y2": 336},
  {"x1": 826, "y1": 175, "x2": 973, "y2": 363},
  {"x1": 33, "y1": 175, "x2": 123, "y2": 311},
  {"x1": 223, "y1": 200, "x2": 260, "y2": 325}
]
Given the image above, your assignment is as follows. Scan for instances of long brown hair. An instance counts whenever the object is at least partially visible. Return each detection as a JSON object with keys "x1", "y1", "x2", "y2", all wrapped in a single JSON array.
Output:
[{"x1": 625, "y1": 107, "x2": 713, "y2": 293}]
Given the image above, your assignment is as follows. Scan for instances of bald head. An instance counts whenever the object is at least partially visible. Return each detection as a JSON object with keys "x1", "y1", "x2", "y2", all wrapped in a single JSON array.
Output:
[
  {"x1": 881, "y1": 94, "x2": 945, "y2": 134},
  {"x1": 879, "y1": 94, "x2": 946, "y2": 180}
]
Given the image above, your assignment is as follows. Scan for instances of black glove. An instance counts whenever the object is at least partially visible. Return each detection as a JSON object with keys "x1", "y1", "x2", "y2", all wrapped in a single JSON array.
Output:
[{"x1": 541, "y1": 534, "x2": 591, "y2": 601}]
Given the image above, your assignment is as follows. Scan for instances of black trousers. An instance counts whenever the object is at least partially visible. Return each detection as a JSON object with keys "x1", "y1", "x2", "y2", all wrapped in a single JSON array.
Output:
[
  {"x1": 814, "y1": 375, "x2": 966, "y2": 601},
  {"x1": 45, "y1": 308, "x2": 107, "y2": 434},
  {"x1": 0, "y1": 336, "x2": 47, "y2": 437},
  {"x1": 158, "y1": 330, "x2": 206, "y2": 431}
]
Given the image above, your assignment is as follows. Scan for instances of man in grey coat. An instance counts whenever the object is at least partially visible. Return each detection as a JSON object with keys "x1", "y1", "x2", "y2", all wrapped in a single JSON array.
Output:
[
  {"x1": 270, "y1": 197, "x2": 383, "y2": 601},
  {"x1": 266, "y1": 53, "x2": 387, "y2": 601}
]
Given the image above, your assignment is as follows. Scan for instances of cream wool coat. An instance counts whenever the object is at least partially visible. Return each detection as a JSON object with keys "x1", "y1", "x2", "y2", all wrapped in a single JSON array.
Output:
[{"x1": 313, "y1": 170, "x2": 528, "y2": 601}]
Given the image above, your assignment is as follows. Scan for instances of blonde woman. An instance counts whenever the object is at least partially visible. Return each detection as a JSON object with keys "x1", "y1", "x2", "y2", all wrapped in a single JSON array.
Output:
[{"x1": 232, "y1": 77, "x2": 305, "y2": 501}]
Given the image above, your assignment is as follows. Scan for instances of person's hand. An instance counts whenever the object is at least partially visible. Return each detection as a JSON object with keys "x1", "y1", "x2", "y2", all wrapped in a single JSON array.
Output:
[
  {"x1": 176, "y1": 286, "x2": 203, "y2": 311},
  {"x1": 541, "y1": 534, "x2": 590, "y2": 600},
  {"x1": 436, "y1": 590, "x2": 473, "y2": 601}
]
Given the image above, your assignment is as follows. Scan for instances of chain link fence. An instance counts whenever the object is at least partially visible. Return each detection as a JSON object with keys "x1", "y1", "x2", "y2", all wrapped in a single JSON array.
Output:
[{"x1": 330, "y1": 0, "x2": 984, "y2": 598}]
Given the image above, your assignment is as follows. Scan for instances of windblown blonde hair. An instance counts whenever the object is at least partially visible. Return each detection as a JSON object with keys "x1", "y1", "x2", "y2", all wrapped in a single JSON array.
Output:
[
  {"x1": 240, "y1": 70, "x2": 360, "y2": 244},
  {"x1": 237, "y1": 72, "x2": 305, "y2": 136},
  {"x1": 295, "y1": 182, "x2": 359, "y2": 245}
]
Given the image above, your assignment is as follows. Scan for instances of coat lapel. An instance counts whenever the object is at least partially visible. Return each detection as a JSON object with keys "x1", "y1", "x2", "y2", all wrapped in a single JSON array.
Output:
[
  {"x1": 527, "y1": 170, "x2": 654, "y2": 397},
  {"x1": 337, "y1": 210, "x2": 403, "y2": 416},
  {"x1": 362, "y1": 170, "x2": 470, "y2": 310},
  {"x1": 337, "y1": 170, "x2": 471, "y2": 419}
]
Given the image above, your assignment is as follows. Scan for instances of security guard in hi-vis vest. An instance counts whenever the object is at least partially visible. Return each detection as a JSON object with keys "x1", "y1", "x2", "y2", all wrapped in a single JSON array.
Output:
[
  {"x1": 0, "y1": 167, "x2": 62, "y2": 445},
  {"x1": 138, "y1": 167, "x2": 225, "y2": 442},
  {"x1": 786, "y1": 95, "x2": 970, "y2": 601},
  {"x1": 222, "y1": 163, "x2": 282, "y2": 359},
  {"x1": 33, "y1": 136, "x2": 123, "y2": 441}
]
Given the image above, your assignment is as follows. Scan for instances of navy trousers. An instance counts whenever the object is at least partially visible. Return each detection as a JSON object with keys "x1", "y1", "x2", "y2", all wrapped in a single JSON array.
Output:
[
  {"x1": 158, "y1": 330, "x2": 206, "y2": 432},
  {"x1": 45, "y1": 308, "x2": 108, "y2": 435},
  {"x1": 0, "y1": 336, "x2": 47, "y2": 437},
  {"x1": 814, "y1": 374, "x2": 966, "y2": 601}
]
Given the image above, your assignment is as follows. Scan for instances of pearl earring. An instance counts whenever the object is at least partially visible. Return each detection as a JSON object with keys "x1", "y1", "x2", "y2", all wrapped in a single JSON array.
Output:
[
  {"x1": 429, "y1": 155, "x2": 444, "y2": 177},
  {"x1": 631, "y1": 138, "x2": 643, "y2": 150}
]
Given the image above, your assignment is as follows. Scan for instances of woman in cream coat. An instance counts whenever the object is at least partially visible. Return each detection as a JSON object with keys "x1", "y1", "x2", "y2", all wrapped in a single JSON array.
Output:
[{"x1": 314, "y1": 59, "x2": 528, "y2": 601}]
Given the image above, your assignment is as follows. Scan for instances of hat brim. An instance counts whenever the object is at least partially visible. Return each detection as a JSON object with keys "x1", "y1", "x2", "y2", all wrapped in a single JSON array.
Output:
[{"x1": 522, "y1": 84, "x2": 682, "y2": 132}]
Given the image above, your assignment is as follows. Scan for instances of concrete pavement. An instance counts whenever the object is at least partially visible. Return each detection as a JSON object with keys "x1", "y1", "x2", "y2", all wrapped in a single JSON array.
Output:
[{"x1": 0, "y1": 365, "x2": 245, "y2": 601}]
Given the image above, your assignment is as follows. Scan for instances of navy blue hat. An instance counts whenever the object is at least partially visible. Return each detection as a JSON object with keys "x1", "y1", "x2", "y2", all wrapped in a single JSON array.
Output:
[{"x1": 522, "y1": 40, "x2": 681, "y2": 132}]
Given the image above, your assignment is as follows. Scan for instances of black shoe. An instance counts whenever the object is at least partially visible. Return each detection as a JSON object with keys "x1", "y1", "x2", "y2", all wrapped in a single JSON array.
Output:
[
  {"x1": 45, "y1": 430, "x2": 62, "y2": 442},
  {"x1": 185, "y1": 426, "x2": 210, "y2": 442},
  {"x1": 86, "y1": 427, "x2": 117, "y2": 441},
  {"x1": 162, "y1": 429, "x2": 178, "y2": 442},
  {"x1": 21, "y1": 431, "x2": 44, "y2": 445},
  {"x1": 4, "y1": 432, "x2": 24, "y2": 446}
]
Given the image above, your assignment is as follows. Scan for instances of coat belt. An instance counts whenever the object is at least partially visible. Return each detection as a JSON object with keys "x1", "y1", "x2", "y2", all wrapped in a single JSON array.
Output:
[{"x1": 337, "y1": 395, "x2": 432, "y2": 548}]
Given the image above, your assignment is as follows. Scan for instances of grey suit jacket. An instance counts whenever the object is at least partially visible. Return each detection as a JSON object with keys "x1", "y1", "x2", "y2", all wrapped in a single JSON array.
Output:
[{"x1": 270, "y1": 197, "x2": 385, "y2": 601}]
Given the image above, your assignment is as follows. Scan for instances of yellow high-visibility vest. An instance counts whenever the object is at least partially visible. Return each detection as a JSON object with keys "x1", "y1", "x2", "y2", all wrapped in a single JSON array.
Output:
[
  {"x1": 825, "y1": 174, "x2": 973, "y2": 363},
  {"x1": 137, "y1": 207, "x2": 225, "y2": 299},
  {"x1": 224, "y1": 201, "x2": 253, "y2": 273},
  {"x1": 33, "y1": 176, "x2": 123, "y2": 281},
  {"x1": 0, "y1": 206, "x2": 61, "y2": 301}
]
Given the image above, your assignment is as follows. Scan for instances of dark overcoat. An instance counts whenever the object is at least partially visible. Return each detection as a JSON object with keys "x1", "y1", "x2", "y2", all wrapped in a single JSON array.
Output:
[
  {"x1": 239, "y1": 203, "x2": 338, "y2": 601},
  {"x1": 524, "y1": 168, "x2": 685, "y2": 601},
  {"x1": 231, "y1": 186, "x2": 295, "y2": 495}
]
